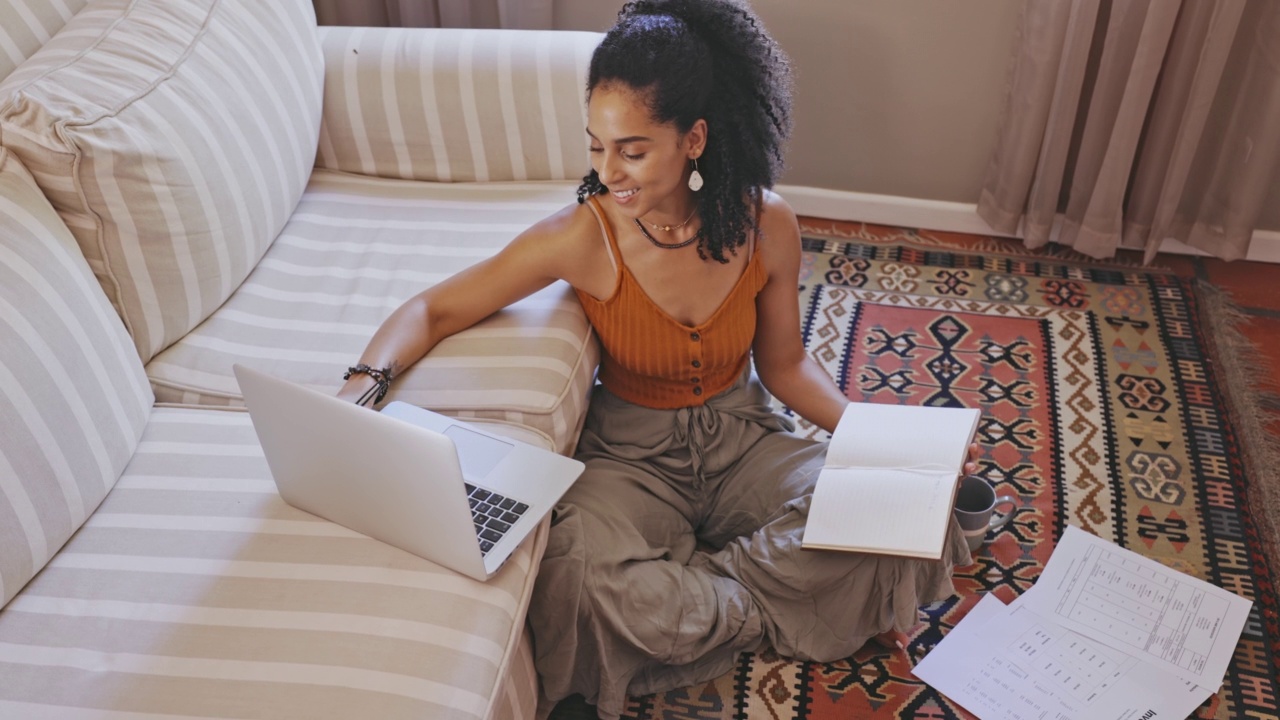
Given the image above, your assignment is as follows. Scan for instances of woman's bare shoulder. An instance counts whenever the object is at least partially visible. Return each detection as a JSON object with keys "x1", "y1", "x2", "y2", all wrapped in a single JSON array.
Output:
[
  {"x1": 755, "y1": 189, "x2": 801, "y2": 261},
  {"x1": 504, "y1": 199, "x2": 612, "y2": 290},
  {"x1": 516, "y1": 200, "x2": 605, "y2": 253},
  {"x1": 758, "y1": 189, "x2": 799, "y2": 234}
]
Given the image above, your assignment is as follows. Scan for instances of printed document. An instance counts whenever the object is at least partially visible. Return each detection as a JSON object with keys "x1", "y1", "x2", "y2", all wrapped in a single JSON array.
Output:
[
  {"x1": 1020, "y1": 525, "x2": 1253, "y2": 687},
  {"x1": 913, "y1": 593, "x2": 1212, "y2": 720}
]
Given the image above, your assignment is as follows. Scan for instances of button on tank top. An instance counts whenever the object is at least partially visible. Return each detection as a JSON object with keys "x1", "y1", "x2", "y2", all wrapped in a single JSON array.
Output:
[{"x1": 574, "y1": 195, "x2": 767, "y2": 409}]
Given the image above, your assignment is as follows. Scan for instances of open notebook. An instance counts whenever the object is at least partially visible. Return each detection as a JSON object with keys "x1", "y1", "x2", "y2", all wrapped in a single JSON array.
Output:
[{"x1": 801, "y1": 402, "x2": 982, "y2": 560}]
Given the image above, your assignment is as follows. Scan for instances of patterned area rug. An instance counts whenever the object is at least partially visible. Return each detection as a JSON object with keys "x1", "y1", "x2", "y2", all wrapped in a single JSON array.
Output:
[{"x1": 611, "y1": 225, "x2": 1280, "y2": 720}]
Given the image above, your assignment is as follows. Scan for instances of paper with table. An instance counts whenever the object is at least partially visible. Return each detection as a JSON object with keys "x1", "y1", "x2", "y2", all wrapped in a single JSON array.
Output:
[
  {"x1": 1019, "y1": 525, "x2": 1251, "y2": 688},
  {"x1": 913, "y1": 525, "x2": 1252, "y2": 719},
  {"x1": 801, "y1": 402, "x2": 981, "y2": 560},
  {"x1": 914, "y1": 594, "x2": 1212, "y2": 720}
]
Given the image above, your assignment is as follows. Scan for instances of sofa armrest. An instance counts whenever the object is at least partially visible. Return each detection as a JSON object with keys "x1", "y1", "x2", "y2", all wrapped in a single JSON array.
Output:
[{"x1": 315, "y1": 26, "x2": 601, "y2": 183}]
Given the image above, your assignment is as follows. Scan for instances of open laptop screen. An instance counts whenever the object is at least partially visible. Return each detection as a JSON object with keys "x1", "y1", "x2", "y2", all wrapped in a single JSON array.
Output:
[{"x1": 444, "y1": 425, "x2": 514, "y2": 479}]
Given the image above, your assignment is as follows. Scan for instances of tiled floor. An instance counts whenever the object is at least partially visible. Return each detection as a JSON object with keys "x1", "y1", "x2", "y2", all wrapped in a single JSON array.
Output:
[{"x1": 801, "y1": 216, "x2": 1280, "y2": 429}]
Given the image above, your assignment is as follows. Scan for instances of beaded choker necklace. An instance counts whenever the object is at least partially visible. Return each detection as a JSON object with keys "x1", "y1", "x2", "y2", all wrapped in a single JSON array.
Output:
[{"x1": 634, "y1": 218, "x2": 700, "y2": 250}]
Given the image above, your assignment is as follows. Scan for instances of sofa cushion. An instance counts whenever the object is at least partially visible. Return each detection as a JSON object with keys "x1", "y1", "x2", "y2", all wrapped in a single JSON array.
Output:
[
  {"x1": 315, "y1": 26, "x2": 599, "y2": 183},
  {"x1": 0, "y1": 0, "x2": 89, "y2": 83},
  {"x1": 0, "y1": 147, "x2": 152, "y2": 609},
  {"x1": 0, "y1": 0, "x2": 325, "y2": 364},
  {"x1": 146, "y1": 170, "x2": 599, "y2": 454},
  {"x1": 0, "y1": 407, "x2": 547, "y2": 720}
]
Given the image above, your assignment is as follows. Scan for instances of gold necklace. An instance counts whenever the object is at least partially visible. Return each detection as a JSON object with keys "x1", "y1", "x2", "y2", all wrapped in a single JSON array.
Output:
[
  {"x1": 641, "y1": 204, "x2": 698, "y2": 232},
  {"x1": 634, "y1": 218, "x2": 700, "y2": 250}
]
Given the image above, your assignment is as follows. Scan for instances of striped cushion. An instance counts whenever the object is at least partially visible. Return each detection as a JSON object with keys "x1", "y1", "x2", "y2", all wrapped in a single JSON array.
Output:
[
  {"x1": 147, "y1": 171, "x2": 599, "y2": 455},
  {"x1": 496, "y1": 632, "x2": 541, "y2": 720},
  {"x1": 0, "y1": 147, "x2": 152, "y2": 610},
  {"x1": 316, "y1": 26, "x2": 600, "y2": 183},
  {"x1": 0, "y1": 0, "x2": 324, "y2": 364},
  {"x1": 0, "y1": 0, "x2": 89, "y2": 83},
  {"x1": 0, "y1": 408, "x2": 548, "y2": 719}
]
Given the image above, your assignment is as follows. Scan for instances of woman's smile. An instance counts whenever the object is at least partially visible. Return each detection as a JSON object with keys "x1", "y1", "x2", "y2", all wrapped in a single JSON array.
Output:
[{"x1": 611, "y1": 187, "x2": 639, "y2": 204}]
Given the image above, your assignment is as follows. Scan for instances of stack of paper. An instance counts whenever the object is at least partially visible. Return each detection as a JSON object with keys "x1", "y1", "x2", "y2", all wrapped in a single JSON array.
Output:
[{"x1": 913, "y1": 525, "x2": 1254, "y2": 720}]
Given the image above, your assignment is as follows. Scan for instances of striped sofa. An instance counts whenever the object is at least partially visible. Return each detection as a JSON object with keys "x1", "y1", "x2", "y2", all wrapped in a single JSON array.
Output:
[{"x1": 0, "y1": 1, "x2": 602, "y2": 718}]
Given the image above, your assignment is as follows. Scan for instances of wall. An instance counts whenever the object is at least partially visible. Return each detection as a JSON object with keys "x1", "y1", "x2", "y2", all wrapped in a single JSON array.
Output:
[
  {"x1": 554, "y1": 0, "x2": 1280, "y2": 234},
  {"x1": 553, "y1": 0, "x2": 1019, "y2": 204}
]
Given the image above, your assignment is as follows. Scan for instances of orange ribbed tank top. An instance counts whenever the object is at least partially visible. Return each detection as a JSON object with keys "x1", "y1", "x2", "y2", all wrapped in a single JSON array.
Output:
[{"x1": 575, "y1": 196, "x2": 767, "y2": 409}]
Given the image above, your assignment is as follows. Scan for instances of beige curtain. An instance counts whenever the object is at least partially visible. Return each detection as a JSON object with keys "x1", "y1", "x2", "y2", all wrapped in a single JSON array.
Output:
[
  {"x1": 978, "y1": 0, "x2": 1280, "y2": 262},
  {"x1": 313, "y1": 0, "x2": 554, "y2": 30}
]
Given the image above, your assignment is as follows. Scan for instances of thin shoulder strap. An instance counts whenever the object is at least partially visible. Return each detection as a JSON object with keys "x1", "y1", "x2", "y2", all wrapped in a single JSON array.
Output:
[
  {"x1": 748, "y1": 196, "x2": 764, "y2": 261},
  {"x1": 586, "y1": 195, "x2": 622, "y2": 277}
]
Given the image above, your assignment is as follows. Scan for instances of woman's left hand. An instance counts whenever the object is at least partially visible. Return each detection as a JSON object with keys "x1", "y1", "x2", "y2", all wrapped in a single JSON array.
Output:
[{"x1": 962, "y1": 442, "x2": 980, "y2": 477}]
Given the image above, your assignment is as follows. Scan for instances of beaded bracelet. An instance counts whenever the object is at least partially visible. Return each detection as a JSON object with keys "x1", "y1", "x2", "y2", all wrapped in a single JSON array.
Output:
[{"x1": 344, "y1": 363, "x2": 396, "y2": 407}]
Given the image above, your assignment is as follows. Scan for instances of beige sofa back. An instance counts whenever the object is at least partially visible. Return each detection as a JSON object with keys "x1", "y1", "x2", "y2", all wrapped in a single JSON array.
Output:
[
  {"x1": 0, "y1": 0, "x2": 89, "y2": 82},
  {"x1": 315, "y1": 27, "x2": 596, "y2": 183},
  {"x1": 0, "y1": 147, "x2": 152, "y2": 609},
  {"x1": 0, "y1": 0, "x2": 324, "y2": 364}
]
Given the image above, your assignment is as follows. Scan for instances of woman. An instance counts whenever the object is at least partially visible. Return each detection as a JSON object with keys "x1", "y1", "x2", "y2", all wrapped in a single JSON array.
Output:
[{"x1": 340, "y1": 1, "x2": 975, "y2": 717}]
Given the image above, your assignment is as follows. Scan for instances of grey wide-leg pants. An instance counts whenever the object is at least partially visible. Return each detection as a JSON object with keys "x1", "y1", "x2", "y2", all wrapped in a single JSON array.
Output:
[{"x1": 528, "y1": 372, "x2": 971, "y2": 719}]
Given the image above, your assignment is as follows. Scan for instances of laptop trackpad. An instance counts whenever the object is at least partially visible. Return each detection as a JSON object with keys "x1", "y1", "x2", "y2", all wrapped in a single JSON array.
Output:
[{"x1": 444, "y1": 425, "x2": 514, "y2": 479}]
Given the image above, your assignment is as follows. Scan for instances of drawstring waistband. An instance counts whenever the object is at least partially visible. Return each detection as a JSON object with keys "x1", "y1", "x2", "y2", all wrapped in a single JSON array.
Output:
[
  {"x1": 578, "y1": 368, "x2": 797, "y2": 488},
  {"x1": 673, "y1": 403, "x2": 724, "y2": 488}
]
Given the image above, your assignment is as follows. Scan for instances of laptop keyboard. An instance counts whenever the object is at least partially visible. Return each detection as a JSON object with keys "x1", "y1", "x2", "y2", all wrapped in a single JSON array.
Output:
[{"x1": 466, "y1": 483, "x2": 530, "y2": 555}]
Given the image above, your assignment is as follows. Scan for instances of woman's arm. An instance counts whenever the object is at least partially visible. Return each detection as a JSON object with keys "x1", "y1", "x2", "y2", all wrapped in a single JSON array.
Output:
[
  {"x1": 750, "y1": 192, "x2": 849, "y2": 434},
  {"x1": 338, "y1": 202, "x2": 599, "y2": 403},
  {"x1": 752, "y1": 194, "x2": 982, "y2": 472}
]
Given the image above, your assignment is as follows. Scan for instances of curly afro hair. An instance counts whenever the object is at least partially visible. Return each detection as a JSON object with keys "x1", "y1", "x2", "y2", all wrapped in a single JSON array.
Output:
[{"x1": 576, "y1": 0, "x2": 793, "y2": 263}]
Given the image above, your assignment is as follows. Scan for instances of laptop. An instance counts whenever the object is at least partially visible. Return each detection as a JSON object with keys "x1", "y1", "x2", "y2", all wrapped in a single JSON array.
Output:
[{"x1": 233, "y1": 364, "x2": 584, "y2": 582}]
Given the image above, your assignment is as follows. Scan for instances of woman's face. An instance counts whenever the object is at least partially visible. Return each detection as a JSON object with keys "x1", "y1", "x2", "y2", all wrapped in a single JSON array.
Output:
[{"x1": 586, "y1": 83, "x2": 703, "y2": 219}]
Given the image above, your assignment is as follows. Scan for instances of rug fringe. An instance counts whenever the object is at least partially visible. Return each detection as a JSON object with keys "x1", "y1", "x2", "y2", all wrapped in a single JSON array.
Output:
[
  {"x1": 798, "y1": 221, "x2": 1166, "y2": 271},
  {"x1": 1195, "y1": 279, "x2": 1280, "y2": 576}
]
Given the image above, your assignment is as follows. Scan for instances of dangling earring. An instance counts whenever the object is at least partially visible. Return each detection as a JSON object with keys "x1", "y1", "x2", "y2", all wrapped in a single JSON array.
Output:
[{"x1": 688, "y1": 158, "x2": 704, "y2": 192}]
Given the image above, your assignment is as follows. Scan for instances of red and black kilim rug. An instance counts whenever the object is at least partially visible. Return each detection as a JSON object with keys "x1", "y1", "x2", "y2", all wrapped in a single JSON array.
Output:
[{"x1": 610, "y1": 225, "x2": 1280, "y2": 720}]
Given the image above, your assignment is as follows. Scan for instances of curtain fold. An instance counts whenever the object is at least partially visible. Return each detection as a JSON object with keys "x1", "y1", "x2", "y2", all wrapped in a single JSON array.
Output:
[
  {"x1": 978, "y1": 0, "x2": 1280, "y2": 262},
  {"x1": 313, "y1": 0, "x2": 553, "y2": 30}
]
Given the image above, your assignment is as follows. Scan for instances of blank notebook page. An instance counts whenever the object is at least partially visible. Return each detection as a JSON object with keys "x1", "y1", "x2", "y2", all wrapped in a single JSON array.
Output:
[
  {"x1": 827, "y1": 402, "x2": 977, "y2": 470},
  {"x1": 804, "y1": 467, "x2": 954, "y2": 558}
]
